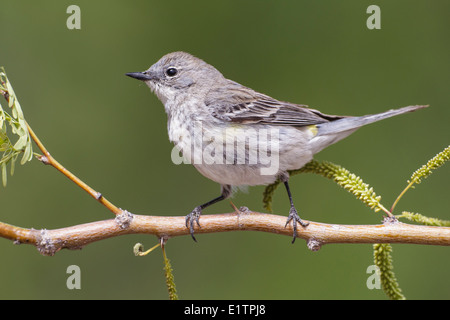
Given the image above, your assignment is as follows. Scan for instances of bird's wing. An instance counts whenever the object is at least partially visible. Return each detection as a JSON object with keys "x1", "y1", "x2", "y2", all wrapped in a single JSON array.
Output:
[{"x1": 205, "y1": 80, "x2": 344, "y2": 126}]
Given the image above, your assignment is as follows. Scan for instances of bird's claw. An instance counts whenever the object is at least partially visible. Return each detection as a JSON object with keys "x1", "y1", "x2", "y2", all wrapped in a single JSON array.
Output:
[
  {"x1": 185, "y1": 206, "x2": 202, "y2": 242},
  {"x1": 285, "y1": 207, "x2": 309, "y2": 243}
]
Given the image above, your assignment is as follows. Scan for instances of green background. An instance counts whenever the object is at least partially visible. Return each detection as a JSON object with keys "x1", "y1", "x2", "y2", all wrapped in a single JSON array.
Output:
[{"x1": 0, "y1": 0, "x2": 449, "y2": 299}]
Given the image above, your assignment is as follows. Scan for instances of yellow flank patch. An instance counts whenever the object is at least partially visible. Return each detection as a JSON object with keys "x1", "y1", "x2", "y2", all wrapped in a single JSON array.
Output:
[
  {"x1": 308, "y1": 125, "x2": 318, "y2": 136},
  {"x1": 229, "y1": 123, "x2": 243, "y2": 129}
]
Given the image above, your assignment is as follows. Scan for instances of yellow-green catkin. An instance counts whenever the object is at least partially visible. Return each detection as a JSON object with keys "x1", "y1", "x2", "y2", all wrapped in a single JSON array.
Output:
[
  {"x1": 373, "y1": 243, "x2": 405, "y2": 300},
  {"x1": 163, "y1": 248, "x2": 179, "y2": 300},
  {"x1": 399, "y1": 212, "x2": 450, "y2": 227},
  {"x1": 409, "y1": 145, "x2": 450, "y2": 185},
  {"x1": 263, "y1": 160, "x2": 384, "y2": 213}
]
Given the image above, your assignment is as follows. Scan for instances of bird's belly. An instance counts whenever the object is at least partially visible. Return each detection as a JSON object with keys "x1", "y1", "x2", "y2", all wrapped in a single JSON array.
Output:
[
  {"x1": 193, "y1": 163, "x2": 279, "y2": 186},
  {"x1": 169, "y1": 120, "x2": 315, "y2": 186}
]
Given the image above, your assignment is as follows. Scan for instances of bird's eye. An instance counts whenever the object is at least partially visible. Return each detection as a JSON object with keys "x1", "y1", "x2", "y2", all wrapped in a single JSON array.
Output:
[{"x1": 165, "y1": 67, "x2": 178, "y2": 77}]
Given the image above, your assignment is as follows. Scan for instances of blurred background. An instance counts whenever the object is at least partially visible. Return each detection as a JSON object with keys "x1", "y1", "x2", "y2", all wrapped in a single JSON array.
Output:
[{"x1": 0, "y1": 0, "x2": 449, "y2": 299}]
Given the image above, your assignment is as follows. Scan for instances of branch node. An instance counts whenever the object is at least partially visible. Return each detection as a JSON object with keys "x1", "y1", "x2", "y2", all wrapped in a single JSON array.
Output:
[
  {"x1": 238, "y1": 206, "x2": 251, "y2": 214},
  {"x1": 115, "y1": 210, "x2": 134, "y2": 229},
  {"x1": 95, "y1": 192, "x2": 103, "y2": 200},
  {"x1": 383, "y1": 215, "x2": 399, "y2": 225},
  {"x1": 38, "y1": 155, "x2": 50, "y2": 165},
  {"x1": 307, "y1": 238, "x2": 322, "y2": 252},
  {"x1": 36, "y1": 229, "x2": 61, "y2": 256},
  {"x1": 159, "y1": 235, "x2": 169, "y2": 246}
]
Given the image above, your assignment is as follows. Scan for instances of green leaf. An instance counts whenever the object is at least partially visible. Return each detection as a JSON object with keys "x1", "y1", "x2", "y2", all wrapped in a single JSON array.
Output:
[
  {"x1": 10, "y1": 153, "x2": 16, "y2": 176},
  {"x1": 0, "y1": 67, "x2": 34, "y2": 187},
  {"x1": 21, "y1": 140, "x2": 33, "y2": 165},
  {"x1": 13, "y1": 134, "x2": 27, "y2": 151},
  {"x1": 1, "y1": 162, "x2": 7, "y2": 187}
]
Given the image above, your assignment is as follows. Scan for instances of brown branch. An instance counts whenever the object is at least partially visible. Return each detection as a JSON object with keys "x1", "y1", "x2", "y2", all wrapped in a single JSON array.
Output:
[
  {"x1": 2, "y1": 82, "x2": 449, "y2": 258},
  {"x1": 1, "y1": 210, "x2": 449, "y2": 256}
]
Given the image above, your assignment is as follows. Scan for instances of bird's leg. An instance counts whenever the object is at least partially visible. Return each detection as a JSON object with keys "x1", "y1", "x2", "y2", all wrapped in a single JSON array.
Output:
[
  {"x1": 283, "y1": 180, "x2": 309, "y2": 243},
  {"x1": 186, "y1": 185, "x2": 232, "y2": 242},
  {"x1": 185, "y1": 195, "x2": 224, "y2": 242}
]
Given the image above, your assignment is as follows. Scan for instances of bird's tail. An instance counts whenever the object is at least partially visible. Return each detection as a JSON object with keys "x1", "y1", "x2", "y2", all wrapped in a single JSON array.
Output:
[
  {"x1": 308, "y1": 105, "x2": 428, "y2": 154},
  {"x1": 316, "y1": 105, "x2": 428, "y2": 136}
]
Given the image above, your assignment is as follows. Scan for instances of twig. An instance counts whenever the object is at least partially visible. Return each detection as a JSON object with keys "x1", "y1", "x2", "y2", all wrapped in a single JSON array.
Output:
[
  {"x1": 1, "y1": 211, "x2": 449, "y2": 256},
  {"x1": 25, "y1": 122, "x2": 122, "y2": 216},
  {"x1": 1, "y1": 76, "x2": 122, "y2": 216}
]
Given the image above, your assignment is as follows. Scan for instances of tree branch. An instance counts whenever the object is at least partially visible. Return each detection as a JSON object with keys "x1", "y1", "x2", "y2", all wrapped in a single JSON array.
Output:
[
  {"x1": 1, "y1": 70, "x2": 449, "y2": 264},
  {"x1": 1, "y1": 210, "x2": 449, "y2": 256}
]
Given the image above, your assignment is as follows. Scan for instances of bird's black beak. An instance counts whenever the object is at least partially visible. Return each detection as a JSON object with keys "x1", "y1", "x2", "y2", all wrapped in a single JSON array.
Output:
[{"x1": 125, "y1": 72, "x2": 153, "y2": 81}]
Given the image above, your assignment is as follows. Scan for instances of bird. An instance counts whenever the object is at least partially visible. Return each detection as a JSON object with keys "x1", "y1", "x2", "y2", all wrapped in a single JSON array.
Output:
[{"x1": 126, "y1": 51, "x2": 427, "y2": 242}]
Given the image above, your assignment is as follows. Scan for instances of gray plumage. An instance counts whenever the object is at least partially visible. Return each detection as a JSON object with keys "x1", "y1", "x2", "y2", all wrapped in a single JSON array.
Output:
[{"x1": 126, "y1": 51, "x2": 427, "y2": 242}]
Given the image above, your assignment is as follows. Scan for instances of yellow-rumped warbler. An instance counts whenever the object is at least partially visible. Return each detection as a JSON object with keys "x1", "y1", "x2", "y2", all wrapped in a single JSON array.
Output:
[{"x1": 126, "y1": 51, "x2": 427, "y2": 242}]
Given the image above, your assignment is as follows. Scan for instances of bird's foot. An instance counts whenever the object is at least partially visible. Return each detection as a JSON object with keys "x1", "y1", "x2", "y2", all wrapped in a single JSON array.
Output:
[
  {"x1": 285, "y1": 206, "x2": 309, "y2": 243},
  {"x1": 185, "y1": 206, "x2": 202, "y2": 242}
]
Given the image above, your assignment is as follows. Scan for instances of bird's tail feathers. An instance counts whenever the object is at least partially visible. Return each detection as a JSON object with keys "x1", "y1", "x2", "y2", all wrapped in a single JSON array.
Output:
[{"x1": 316, "y1": 105, "x2": 428, "y2": 136}]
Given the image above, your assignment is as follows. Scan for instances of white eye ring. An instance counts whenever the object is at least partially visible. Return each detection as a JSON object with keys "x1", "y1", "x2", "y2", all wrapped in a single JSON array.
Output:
[{"x1": 165, "y1": 67, "x2": 178, "y2": 77}]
